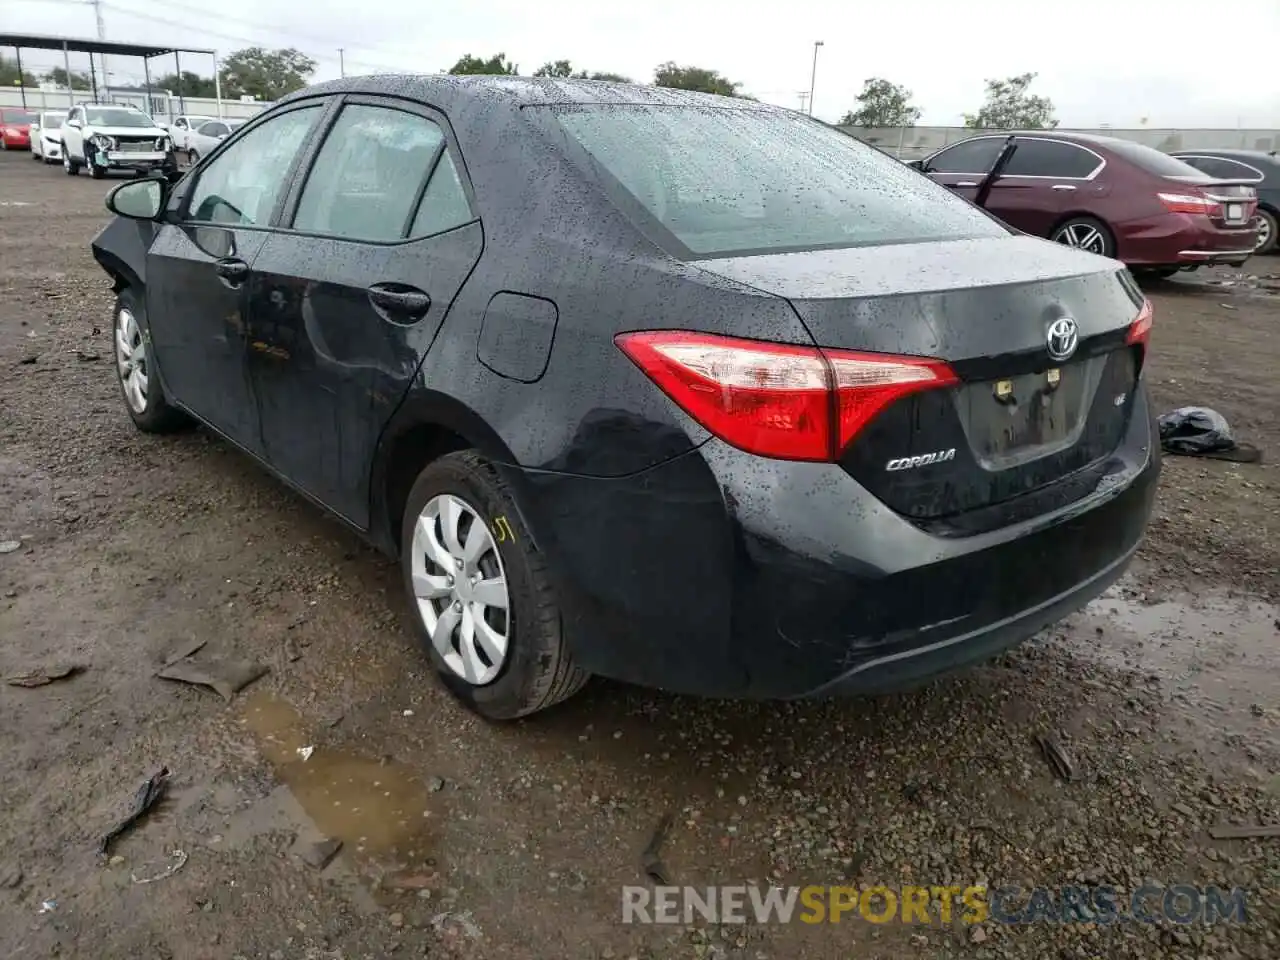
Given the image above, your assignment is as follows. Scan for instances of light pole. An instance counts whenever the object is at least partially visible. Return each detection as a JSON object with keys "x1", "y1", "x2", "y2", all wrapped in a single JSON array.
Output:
[{"x1": 808, "y1": 41, "x2": 823, "y2": 117}]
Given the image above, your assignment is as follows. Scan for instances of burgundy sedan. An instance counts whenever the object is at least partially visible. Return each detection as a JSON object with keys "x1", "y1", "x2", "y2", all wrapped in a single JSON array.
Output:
[
  {"x1": 914, "y1": 132, "x2": 1259, "y2": 275},
  {"x1": 0, "y1": 108, "x2": 34, "y2": 150}
]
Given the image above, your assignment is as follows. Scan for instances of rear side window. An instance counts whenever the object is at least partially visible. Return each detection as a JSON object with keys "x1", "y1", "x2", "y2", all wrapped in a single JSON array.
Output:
[
  {"x1": 1105, "y1": 140, "x2": 1207, "y2": 177},
  {"x1": 1003, "y1": 139, "x2": 1101, "y2": 178},
  {"x1": 410, "y1": 153, "x2": 473, "y2": 236},
  {"x1": 200, "y1": 121, "x2": 230, "y2": 138},
  {"x1": 293, "y1": 104, "x2": 458, "y2": 242},
  {"x1": 925, "y1": 138, "x2": 1006, "y2": 174},
  {"x1": 548, "y1": 106, "x2": 1006, "y2": 257}
]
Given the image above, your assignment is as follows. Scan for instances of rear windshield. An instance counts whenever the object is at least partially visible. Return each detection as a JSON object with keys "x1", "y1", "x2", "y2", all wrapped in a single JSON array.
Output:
[
  {"x1": 41, "y1": 114, "x2": 65, "y2": 129},
  {"x1": 546, "y1": 105, "x2": 1008, "y2": 257},
  {"x1": 1, "y1": 110, "x2": 35, "y2": 124},
  {"x1": 86, "y1": 108, "x2": 154, "y2": 128},
  {"x1": 1105, "y1": 139, "x2": 1207, "y2": 177}
]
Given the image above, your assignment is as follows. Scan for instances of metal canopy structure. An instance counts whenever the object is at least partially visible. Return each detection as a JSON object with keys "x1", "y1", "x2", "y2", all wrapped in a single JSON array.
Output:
[{"x1": 0, "y1": 32, "x2": 220, "y2": 116}]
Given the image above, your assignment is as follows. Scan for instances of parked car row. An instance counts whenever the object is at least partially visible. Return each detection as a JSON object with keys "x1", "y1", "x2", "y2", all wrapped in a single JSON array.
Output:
[
  {"x1": 910, "y1": 132, "x2": 1276, "y2": 267},
  {"x1": 11, "y1": 103, "x2": 247, "y2": 179}
]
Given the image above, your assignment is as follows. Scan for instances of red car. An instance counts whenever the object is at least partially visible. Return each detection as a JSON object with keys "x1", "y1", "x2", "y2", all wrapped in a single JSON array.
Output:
[
  {"x1": 0, "y1": 108, "x2": 34, "y2": 150},
  {"x1": 913, "y1": 132, "x2": 1259, "y2": 275}
]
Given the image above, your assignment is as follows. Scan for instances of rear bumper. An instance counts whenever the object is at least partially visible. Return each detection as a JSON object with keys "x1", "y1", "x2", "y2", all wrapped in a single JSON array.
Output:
[
  {"x1": 1117, "y1": 211, "x2": 1258, "y2": 266},
  {"x1": 517, "y1": 383, "x2": 1161, "y2": 699}
]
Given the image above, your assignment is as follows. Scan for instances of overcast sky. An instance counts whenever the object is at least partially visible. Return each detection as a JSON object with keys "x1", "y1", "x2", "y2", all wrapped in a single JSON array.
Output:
[{"x1": 10, "y1": 0, "x2": 1280, "y2": 127}]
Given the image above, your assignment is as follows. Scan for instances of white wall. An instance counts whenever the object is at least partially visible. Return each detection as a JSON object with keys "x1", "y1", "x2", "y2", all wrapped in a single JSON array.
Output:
[{"x1": 0, "y1": 86, "x2": 273, "y2": 121}]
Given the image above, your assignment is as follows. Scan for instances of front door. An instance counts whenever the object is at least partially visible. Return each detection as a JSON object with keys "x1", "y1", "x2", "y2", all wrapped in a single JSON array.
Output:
[
  {"x1": 247, "y1": 98, "x2": 483, "y2": 525},
  {"x1": 921, "y1": 136, "x2": 1007, "y2": 205},
  {"x1": 143, "y1": 102, "x2": 329, "y2": 453}
]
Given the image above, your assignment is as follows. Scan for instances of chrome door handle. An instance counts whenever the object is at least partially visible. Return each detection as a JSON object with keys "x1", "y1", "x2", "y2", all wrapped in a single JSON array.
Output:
[
  {"x1": 956, "y1": 180, "x2": 979, "y2": 187},
  {"x1": 1052, "y1": 184, "x2": 1077, "y2": 191}
]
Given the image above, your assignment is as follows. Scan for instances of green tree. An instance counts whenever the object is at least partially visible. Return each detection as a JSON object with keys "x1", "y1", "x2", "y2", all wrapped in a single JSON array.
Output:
[
  {"x1": 218, "y1": 47, "x2": 316, "y2": 101},
  {"x1": 840, "y1": 78, "x2": 921, "y2": 127},
  {"x1": 964, "y1": 73, "x2": 1057, "y2": 129},
  {"x1": 654, "y1": 61, "x2": 740, "y2": 96},
  {"x1": 448, "y1": 52, "x2": 518, "y2": 76},
  {"x1": 43, "y1": 66, "x2": 92, "y2": 90},
  {"x1": 533, "y1": 60, "x2": 632, "y2": 82},
  {"x1": 153, "y1": 71, "x2": 217, "y2": 98},
  {"x1": 0, "y1": 54, "x2": 38, "y2": 87}
]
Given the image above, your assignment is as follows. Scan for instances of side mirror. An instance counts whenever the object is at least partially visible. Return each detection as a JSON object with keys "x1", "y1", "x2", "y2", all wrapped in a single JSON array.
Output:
[{"x1": 105, "y1": 178, "x2": 166, "y2": 220}]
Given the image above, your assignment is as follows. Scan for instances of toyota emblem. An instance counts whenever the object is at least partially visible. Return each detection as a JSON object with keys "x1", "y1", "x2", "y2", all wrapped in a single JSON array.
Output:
[{"x1": 1046, "y1": 317, "x2": 1079, "y2": 362}]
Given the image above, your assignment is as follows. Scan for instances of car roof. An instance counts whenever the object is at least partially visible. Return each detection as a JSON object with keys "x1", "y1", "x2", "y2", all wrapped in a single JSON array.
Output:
[{"x1": 278, "y1": 73, "x2": 786, "y2": 114}]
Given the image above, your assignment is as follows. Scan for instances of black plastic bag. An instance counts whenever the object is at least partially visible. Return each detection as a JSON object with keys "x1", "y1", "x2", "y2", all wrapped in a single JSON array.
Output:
[{"x1": 1157, "y1": 407, "x2": 1262, "y2": 462}]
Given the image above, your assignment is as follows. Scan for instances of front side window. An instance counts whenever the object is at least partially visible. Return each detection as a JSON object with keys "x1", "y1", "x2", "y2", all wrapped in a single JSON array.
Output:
[
  {"x1": 293, "y1": 104, "x2": 457, "y2": 242},
  {"x1": 186, "y1": 105, "x2": 322, "y2": 226},
  {"x1": 1002, "y1": 140, "x2": 1101, "y2": 178},
  {"x1": 925, "y1": 138, "x2": 1006, "y2": 175},
  {"x1": 548, "y1": 106, "x2": 1007, "y2": 257}
]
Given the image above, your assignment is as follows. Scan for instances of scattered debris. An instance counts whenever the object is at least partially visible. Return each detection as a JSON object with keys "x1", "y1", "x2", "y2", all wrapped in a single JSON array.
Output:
[
  {"x1": 1171, "y1": 802, "x2": 1196, "y2": 818},
  {"x1": 402, "y1": 709, "x2": 415, "y2": 717},
  {"x1": 283, "y1": 636, "x2": 302, "y2": 663},
  {"x1": 296, "y1": 746, "x2": 315, "y2": 762},
  {"x1": 1207, "y1": 824, "x2": 1280, "y2": 840},
  {"x1": 323, "y1": 711, "x2": 344, "y2": 729},
  {"x1": 157, "y1": 650, "x2": 268, "y2": 702},
  {"x1": 6, "y1": 663, "x2": 83, "y2": 688},
  {"x1": 389, "y1": 912, "x2": 405, "y2": 928},
  {"x1": 430, "y1": 910, "x2": 482, "y2": 940},
  {"x1": 1, "y1": 864, "x2": 22, "y2": 889},
  {"x1": 640, "y1": 811, "x2": 675, "y2": 885},
  {"x1": 290, "y1": 835, "x2": 342, "y2": 870},
  {"x1": 17, "y1": 356, "x2": 37, "y2": 365},
  {"x1": 970, "y1": 925, "x2": 988, "y2": 944},
  {"x1": 428, "y1": 776, "x2": 445, "y2": 793},
  {"x1": 75, "y1": 350, "x2": 100, "y2": 362},
  {"x1": 39, "y1": 899, "x2": 57, "y2": 914},
  {"x1": 1037, "y1": 734, "x2": 1076, "y2": 782},
  {"x1": 0, "y1": 541, "x2": 22, "y2": 554},
  {"x1": 98, "y1": 767, "x2": 171, "y2": 859},
  {"x1": 1219, "y1": 303, "x2": 1236, "y2": 310},
  {"x1": 384, "y1": 871, "x2": 441, "y2": 892},
  {"x1": 157, "y1": 638, "x2": 207, "y2": 670},
  {"x1": 1158, "y1": 407, "x2": 1262, "y2": 463},
  {"x1": 131, "y1": 849, "x2": 188, "y2": 884}
]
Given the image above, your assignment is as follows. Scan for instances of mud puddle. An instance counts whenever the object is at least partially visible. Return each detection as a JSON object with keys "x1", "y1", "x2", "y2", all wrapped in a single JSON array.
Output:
[
  {"x1": 237, "y1": 692, "x2": 438, "y2": 862},
  {"x1": 1062, "y1": 584, "x2": 1278, "y2": 745}
]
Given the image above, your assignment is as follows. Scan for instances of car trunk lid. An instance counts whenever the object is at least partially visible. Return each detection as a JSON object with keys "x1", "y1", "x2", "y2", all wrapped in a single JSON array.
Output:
[
  {"x1": 691, "y1": 235, "x2": 1148, "y2": 527},
  {"x1": 1160, "y1": 175, "x2": 1258, "y2": 227}
]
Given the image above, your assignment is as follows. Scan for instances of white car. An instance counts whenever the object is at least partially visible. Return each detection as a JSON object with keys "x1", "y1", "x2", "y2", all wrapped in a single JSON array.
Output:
[
  {"x1": 167, "y1": 114, "x2": 216, "y2": 153},
  {"x1": 29, "y1": 111, "x2": 68, "y2": 163},
  {"x1": 61, "y1": 104, "x2": 177, "y2": 180},
  {"x1": 185, "y1": 118, "x2": 246, "y2": 163}
]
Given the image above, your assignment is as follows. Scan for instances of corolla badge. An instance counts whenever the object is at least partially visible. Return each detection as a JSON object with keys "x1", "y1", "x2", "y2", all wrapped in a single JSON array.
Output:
[{"x1": 1046, "y1": 316, "x2": 1079, "y2": 362}]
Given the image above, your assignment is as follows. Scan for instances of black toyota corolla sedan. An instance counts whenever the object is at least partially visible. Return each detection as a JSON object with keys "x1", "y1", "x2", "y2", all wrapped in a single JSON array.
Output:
[{"x1": 91, "y1": 76, "x2": 1160, "y2": 719}]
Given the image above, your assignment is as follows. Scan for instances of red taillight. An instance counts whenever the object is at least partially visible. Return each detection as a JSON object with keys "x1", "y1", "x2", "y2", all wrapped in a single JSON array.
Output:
[
  {"x1": 614, "y1": 331, "x2": 957, "y2": 461},
  {"x1": 1126, "y1": 299, "x2": 1153, "y2": 349},
  {"x1": 1158, "y1": 190, "x2": 1222, "y2": 217}
]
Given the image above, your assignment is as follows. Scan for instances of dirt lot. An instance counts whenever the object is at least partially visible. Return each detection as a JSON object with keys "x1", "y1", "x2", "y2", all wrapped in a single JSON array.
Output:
[{"x1": 1, "y1": 151, "x2": 1278, "y2": 960}]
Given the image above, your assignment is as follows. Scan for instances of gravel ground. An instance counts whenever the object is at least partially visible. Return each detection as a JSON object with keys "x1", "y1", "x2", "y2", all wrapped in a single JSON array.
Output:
[{"x1": 1, "y1": 152, "x2": 1277, "y2": 960}]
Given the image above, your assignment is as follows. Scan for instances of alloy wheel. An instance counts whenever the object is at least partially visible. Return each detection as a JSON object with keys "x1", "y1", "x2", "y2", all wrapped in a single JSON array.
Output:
[
  {"x1": 1256, "y1": 213, "x2": 1274, "y2": 252},
  {"x1": 115, "y1": 306, "x2": 149, "y2": 413},
  {"x1": 1052, "y1": 222, "x2": 1108, "y2": 255},
  {"x1": 410, "y1": 493, "x2": 510, "y2": 685}
]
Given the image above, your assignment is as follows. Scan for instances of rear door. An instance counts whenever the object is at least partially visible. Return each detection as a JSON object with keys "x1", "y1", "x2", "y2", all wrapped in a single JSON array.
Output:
[
  {"x1": 982, "y1": 138, "x2": 1106, "y2": 236},
  {"x1": 246, "y1": 96, "x2": 483, "y2": 525},
  {"x1": 920, "y1": 137, "x2": 1007, "y2": 202},
  {"x1": 144, "y1": 101, "x2": 330, "y2": 453}
]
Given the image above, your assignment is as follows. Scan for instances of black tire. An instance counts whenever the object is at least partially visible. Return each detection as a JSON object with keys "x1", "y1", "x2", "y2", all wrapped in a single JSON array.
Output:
[
  {"x1": 1255, "y1": 207, "x2": 1278, "y2": 255},
  {"x1": 188, "y1": 149, "x2": 199, "y2": 165},
  {"x1": 89, "y1": 161, "x2": 106, "y2": 180},
  {"x1": 63, "y1": 148, "x2": 78, "y2": 175},
  {"x1": 112, "y1": 289, "x2": 190, "y2": 434},
  {"x1": 1050, "y1": 215, "x2": 1115, "y2": 258},
  {"x1": 400, "y1": 451, "x2": 588, "y2": 720}
]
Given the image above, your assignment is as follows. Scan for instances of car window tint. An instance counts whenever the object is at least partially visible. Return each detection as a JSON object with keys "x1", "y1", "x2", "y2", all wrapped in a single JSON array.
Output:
[
  {"x1": 410, "y1": 153, "x2": 473, "y2": 237},
  {"x1": 199, "y1": 121, "x2": 229, "y2": 137},
  {"x1": 550, "y1": 106, "x2": 1006, "y2": 257},
  {"x1": 1003, "y1": 140, "x2": 1099, "y2": 178},
  {"x1": 1190, "y1": 157, "x2": 1264, "y2": 181},
  {"x1": 293, "y1": 105, "x2": 444, "y2": 242},
  {"x1": 925, "y1": 138, "x2": 1005, "y2": 174},
  {"x1": 1105, "y1": 139, "x2": 1206, "y2": 177},
  {"x1": 187, "y1": 105, "x2": 322, "y2": 227}
]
